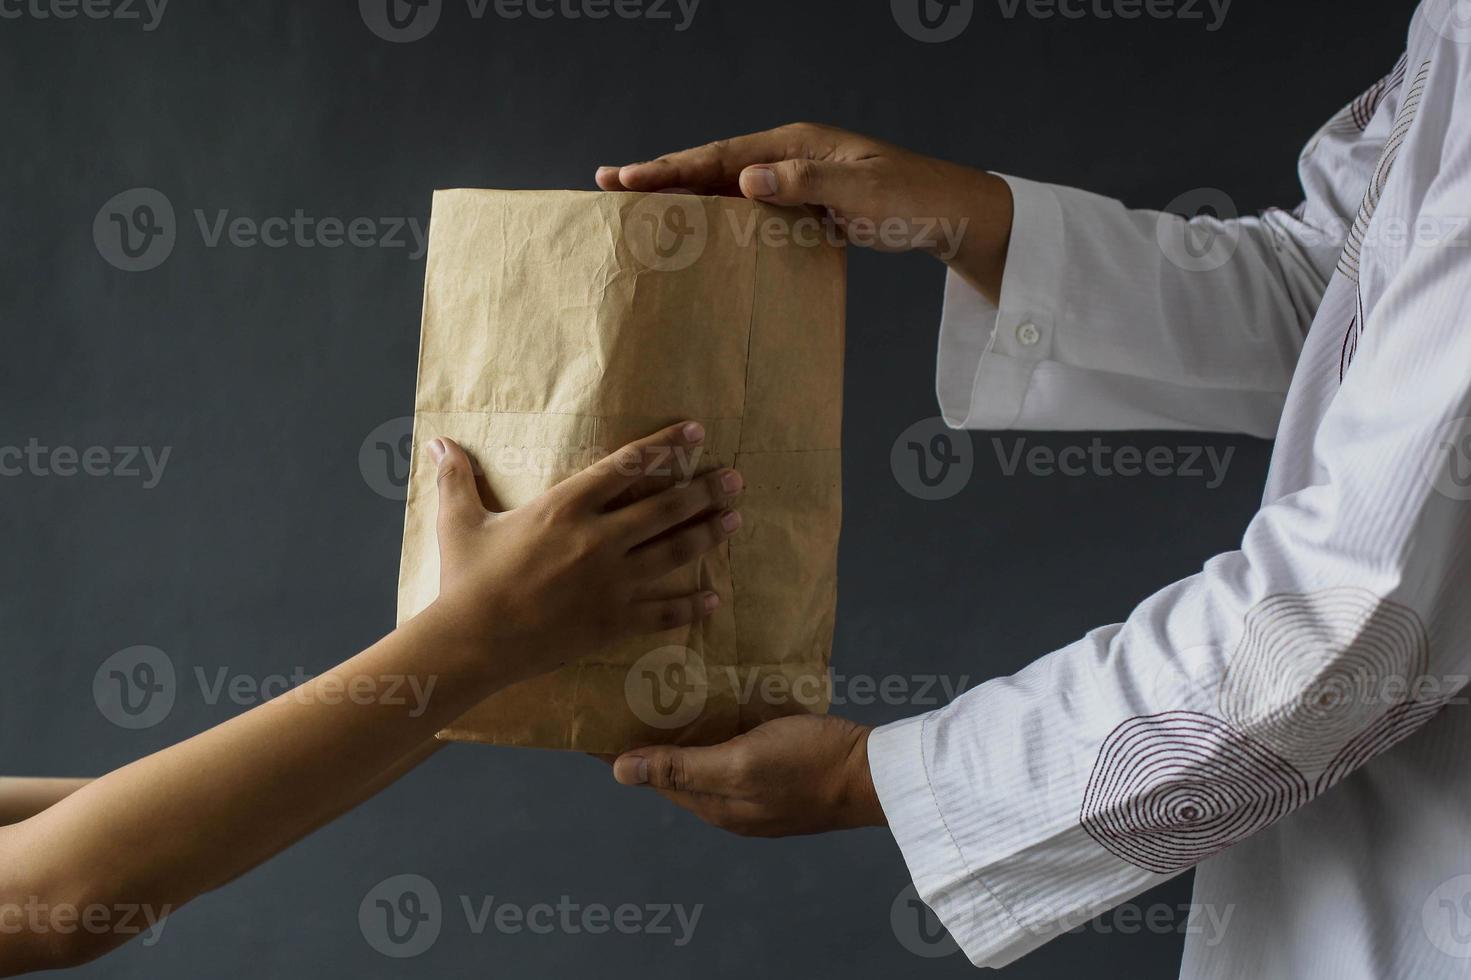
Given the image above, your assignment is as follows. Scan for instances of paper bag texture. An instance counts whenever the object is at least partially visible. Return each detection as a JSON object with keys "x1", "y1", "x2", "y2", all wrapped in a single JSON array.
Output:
[{"x1": 396, "y1": 189, "x2": 845, "y2": 753}]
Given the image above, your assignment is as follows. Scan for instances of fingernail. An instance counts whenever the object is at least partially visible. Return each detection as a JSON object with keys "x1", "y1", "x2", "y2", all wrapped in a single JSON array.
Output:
[
  {"x1": 596, "y1": 166, "x2": 619, "y2": 183},
  {"x1": 721, "y1": 510, "x2": 743, "y2": 533},
  {"x1": 615, "y1": 756, "x2": 649, "y2": 785},
  {"x1": 721, "y1": 470, "x2": 744, "y2": 494},
  {"x1": 428, "y1": 438, "x2": 446, "y2": 464},
  {"x1": 703, "y1": 592, "x2": 721, "y2": 612},
  {"x1": 682, "y1": 421, "x2": 705, "y2": 443},
  {"x1": 742, "y1": 167, "x2": 778, "y2": 199}
]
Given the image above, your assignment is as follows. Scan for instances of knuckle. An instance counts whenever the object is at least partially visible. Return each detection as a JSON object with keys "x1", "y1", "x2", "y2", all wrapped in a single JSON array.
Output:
[
  {"x1": 657, "y1": 491, "x2": 688, "y2": 523},
  {"x1": 787, "y1": 158, "x2": 820, "y2": 188},
  {"x1": 435, "y1": 460, "x2": 464, "y2": 488},
  {"x1": 651, "y1": 753, "x2": 686, "y2": 791},
  {"x1": 727, "y1": 746, "x2": 757, "y2": 788},
  {"x1": 534, "y1": 495, "x2": 568, "y2": 527},
  {"x1": 611, "y1": 446, "x2": 644, "y2": 477},
  {"x1": 655, "y1": 603, "x2": 687, "y2": 632},
  {"x1": 665, "y1": 535, "x2": 697, "y2": 566},
  {"x1": 572, "y1": 525, "x2": 605, "y2": 561}
]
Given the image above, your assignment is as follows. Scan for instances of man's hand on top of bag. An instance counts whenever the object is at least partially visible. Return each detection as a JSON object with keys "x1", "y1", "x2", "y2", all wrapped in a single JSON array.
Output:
[{"x1": 595, "y1": 122, "x2": 1015, "y2": 301}]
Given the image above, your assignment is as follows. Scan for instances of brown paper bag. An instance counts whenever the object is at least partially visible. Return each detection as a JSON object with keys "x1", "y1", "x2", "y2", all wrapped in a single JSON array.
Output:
[{"x1": 396, "y1": 188, "x2": 845, "y2": 753}]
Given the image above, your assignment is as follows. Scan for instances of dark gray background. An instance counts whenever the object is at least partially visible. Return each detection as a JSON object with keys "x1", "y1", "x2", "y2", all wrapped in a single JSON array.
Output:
[{"x1": 0, "y1": 0, "x2": 1410, "y2": 976}]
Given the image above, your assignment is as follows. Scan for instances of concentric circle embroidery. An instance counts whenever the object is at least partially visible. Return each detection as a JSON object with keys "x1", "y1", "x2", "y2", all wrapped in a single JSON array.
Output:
[
  {"x1": 1217, "y1": 589, "x2": 1429, "y2": 772},
  {"x1": 1080, "y1": 711, "x2": 1309, "y2": 874},
  {"x1": 1315, "y1": 697, "x2": 1448, "y2": 795}
]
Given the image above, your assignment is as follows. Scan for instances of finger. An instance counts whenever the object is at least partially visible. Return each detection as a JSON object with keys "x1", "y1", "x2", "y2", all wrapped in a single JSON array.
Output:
[
  {"x1": 627, "y1": 591, "x2": 722, "y2": 634},
  {"x1": 429, "y1": 437, "x2": 486, "y2": 530},
  {"x1": 612, "y1": 742, "x2": 746, "y2": 795},
  {"x1": 630, "y1": 509, "x2": 742, "y2": 579},
  {"x1": 615, "y1": 125, "x2": 830, "y2": 194},
  {"x1": 611, "y1": 467, "x2": 743, "y2": 546},
  {"x1": 738, "y1": 157, "x2": 861, "y2": 208},
  {"x1": 594, "y1": 165, "x2": 626, "y2": 191},
  {"x1": 556, "y1": 421, "x2": 707, "y2": 510}
]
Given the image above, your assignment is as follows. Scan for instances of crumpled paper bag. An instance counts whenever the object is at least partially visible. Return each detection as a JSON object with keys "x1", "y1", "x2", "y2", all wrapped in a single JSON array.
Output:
[{"x1": 396, "y1": 188, "x2": 845, "y2": 753}]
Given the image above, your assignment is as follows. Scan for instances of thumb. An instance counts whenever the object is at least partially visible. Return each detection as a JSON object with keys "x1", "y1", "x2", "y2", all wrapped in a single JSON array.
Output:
[
  {"x1": 428, "y1": 437, "x2": 485, "y2": 529},
  {"x1": 612, "y1": 743, "x2": 740, "y2": 795},
  {"x1": 738, "y1": 158, "x2": 857, "y2": 209}
]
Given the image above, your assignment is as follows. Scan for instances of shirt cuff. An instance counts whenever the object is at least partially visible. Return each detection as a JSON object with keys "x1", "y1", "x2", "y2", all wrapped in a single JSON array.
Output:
[
  {"x1": 936, "y1": 174, "x2": 1065, "y2": 430},
  {"x1": 869, "y1": 715, "x2": 1048, "y2": 969}
]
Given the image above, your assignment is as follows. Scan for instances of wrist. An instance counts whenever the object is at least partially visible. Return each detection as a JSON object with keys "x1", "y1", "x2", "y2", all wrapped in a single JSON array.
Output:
[
  {"x1": 417, "y1": 592, "x2": 547, "y2": 690},
  {"x1": 931, "y1": 165, "x2": 1015, "y2": 304},
  {"x1": 839, "y1": 725, "x2": 887, "y2": 829}
]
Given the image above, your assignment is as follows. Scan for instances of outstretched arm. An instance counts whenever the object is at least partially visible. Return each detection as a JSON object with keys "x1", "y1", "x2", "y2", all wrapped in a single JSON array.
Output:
[
  {"x1": 0, "y1": 422, "x2": 743, "y2": 975},
  {"x1": 0, "y1": 780, "x2": 91, "y2": 828}
]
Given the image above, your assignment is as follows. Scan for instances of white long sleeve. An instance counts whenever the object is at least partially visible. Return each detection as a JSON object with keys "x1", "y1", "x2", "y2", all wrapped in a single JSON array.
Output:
[
  {"x1": 872, "y1": 17, "x2": 1471, "y2": 975},
  {"x1": 936, "y1": 55, "x2": 1407, "y2": 438}
]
